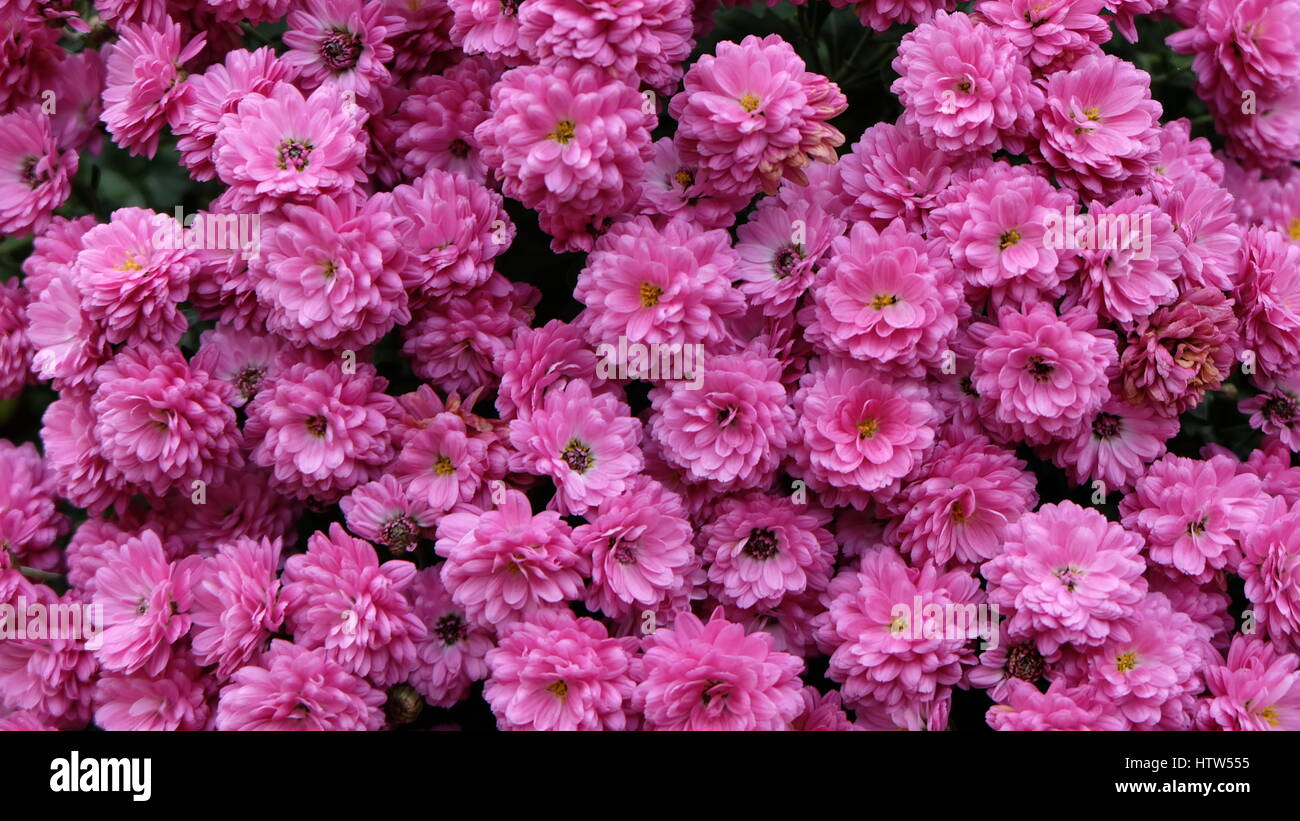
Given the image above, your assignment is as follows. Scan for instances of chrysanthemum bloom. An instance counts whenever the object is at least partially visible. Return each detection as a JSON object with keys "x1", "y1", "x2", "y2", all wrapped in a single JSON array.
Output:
[
  {"x1": 637, "y1": 137, "x2": 751, "y2": 231},
  {"x1": 986, "y1": 678, "x2": 1128, "y2": 730},
  {"x1": 93, "y1": 654, "x2": 210, "y2": 731},
  {"x1": 282, "y1": 0, "x2": 400, "y2": 109},
  {"x1": 1242, "y1": 374, "x2": 1300, "y2": 450},
  {"x1": 100, "y1": 18, "x2": 205, "y2": 158},
  {"x1": 1198, "y1": 636, "x2": 1300, "y2": 730},
  {"x1": 89, "y1": 344, "x2": 243, "y2": 499},
  {"x1": 485, "y1": 608, "x2": 636, "y2": 731},
  {"x1": 382, "y1": 0, "x2": 456, "y2": 80},
  {"x1": 831, "y1": 0, "x2": 956, "y2": 32},
  {"x1": 791, "y1": 360, "x2": 937, "y2": 508},
  {"x1": 974, "y1": 0, "x2": 1109, "y2": 73},
  {"x1": 700, "y1": 492, "x2": 834, "y2": 610},
  {"x1": 0, "y1": 106, "x2": 77, "y2": 238},
  {"x1": 1046, "y1": 398, "x2": 1178, "y2": 491},
  {"x1": 1240, "y1": 496, "x2": 1300, "y2": 649},
  {"x1": 572, "y1": 476, "x2": 695, "y2": 619},
  {"x1": 189, "y1": 536, "x2": 286, "y2": 680},
  {"x1": 788, "y1": 686, "x2": 856, "y2": 731},
  {"x1": 496, "y1": 320, "x2": 607, "y2": 419},
  {"x1": 1150, "y1": 118, "x2": 1224, "y2": 190},
  {"x1": 64, "y1": 519, "x2": 179, "y2": 595},
  {"x1": 159, "y1": 466, "x2": 300, "y2": 557},
  {"x1": 804, "y1": 219, "x2": 963, "y2": 369},
  {"x1": 928, "y1": 163, "x2": 1073, "y2": 305},
  {"x1": 1119, "y1": 287, "x2": 1237, "y2": 414},
  {"x1": 1120, "y1": 454, "x2": 1266, "y2": 581},
  {"x1": 401, "y1": 274, "x2": 538, "y2": 396},
  {"x1": 282, "y1": 524, "x2": 425, "y2": 686},
  {"x1": 1084, "y1": 593, "x2": 1207, "y2": 729},
  {"x1": 735, "y1": 194, "x2": 845, "y2": 318},
  {"x1": 72, "y1": 207, "x2": 197, "y2": 347},
  {"x1": 244, "y1": 360, "x2": 397, "y2": 502},
  {"x1": 21, "y1": 215, "x2": 95, "y2": 300},
  {"x1": 1029, "y1": 53, "x2": 1162, "y2": 200},
  {"x1": 0, "y1": 579, "x2": 97, "y2": 729},
  {"x1": 448, "y1": 0, "x2": 529, "y2": 60},
  {"x1": 215, "y1": 639, "x2": 386, "y2": 730},
  {"x1": 891, "y1": 12, "x2": 1042, "y2": 154},
  {"x1": 92, "y1": 530, "x2": 203, "y2": 677},
  {"x1": 647, "y1": 351, "x2": 792, "y2": 490},
  {"x1": 171, "y1": 47, "x2": 292, "y2": 181},
  {"x1": 340, "y1": 475, "x2": 438, "y2": 555},
  {"x1": 815, "y1": 548, "x2": 983, "y2": 712},
  {"x1": 390, "y1": 412, "x2": 488, "y2": 513},
  {"x1": 408, "y1": 567, "x2": 493, "y2": 708},
  {"x1": 1216, "y1": 85, "x2": 1300, "y2": 173},
  {"x1": 40, "y1": 392, "x2": 129, "y2": 517},
  {"x1": 0, "y1": 280, "x2": 31, "y2": 400},
  {"x1": 0, "y1": 6, "x2": 63, "y2": 115},
  {"x1": 476, "y1": 61, "x2": 654, "y2": 252},
  {"x1": 385, "y1": 168, "x2": 513, "y2": 302},
  {"x1": 201, "y1": 0, "x2": 295, "y2": 23},
  {"x1": 213, "y1": 81, "x2": 367, "y2": 213},
  {"x1": 575, "y1": 216, "x2": 744, "y2": 348},
  {"x1": 44, "y1": 46, "x2": 102, "y2": 153},
  {"x1": 0, "y1": 441, "x2": 67, "y2": 571},
  {"x1": 633, "y1": 607, "x2": 804, "y2": 730},
  {"x1": 970, "y1": 304, "x2": 1116, "y2": 446},
  {"x1": 436, "y1": 490, "x2": 586, "y2": 627},
  {"x1": 392, "y1": 58, "x2": 496, "y2": 183},
  {"x1": 983, "y1": 501, "x2": 1148, "y2": 655},
  {"x1": 509, "y1": 379, "x2": 643, "y2": 515},
  {"x1": 669, "y1": 34, "x2": 846, "y2": 197},
  {"x1": 191, "y1": 325, "x2": 285, "y2": 408},
  {"x1": 517, "y1": 0, "x2": 694, "y2": 96},
  {"x1": 885, "y1": 436, "x2": 1036, "y2": 568},
  {"x1": 1238, "y1": 228, "x2": 1300, "y2": 378},
  {"x1": 1154, "y1": 174, "x2": 1241, "y2": 292}
]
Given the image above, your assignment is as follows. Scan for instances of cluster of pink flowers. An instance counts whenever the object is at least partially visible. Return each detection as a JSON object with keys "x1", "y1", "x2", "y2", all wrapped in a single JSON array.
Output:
[{"x1": 2, "y1": 0, "x2": 1300, "y2": 734}]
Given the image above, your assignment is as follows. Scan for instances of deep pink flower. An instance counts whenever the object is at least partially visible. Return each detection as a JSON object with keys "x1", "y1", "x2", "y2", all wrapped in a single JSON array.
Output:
[
  {"x1": 190, "y1": 536, "x2": 286, "y2": 680},
  {"x1": 192, "y1": 325, "x2": 286, "y2": 408},
  {"x1": 1047, "y1": 398, "x2": 1178, "y2": 492},
  {"x1": 282, "y1": 0, "x2": 400, "y2": 108},
  {"x1": 496, "y1": 320, "x2": 607, "y2": 419},
  {"x1": 392, "y1": 57, "x2": 496, "y2": 183},
  {"x1": 0, "y1": 440, "x2": 67, "y2": 572},
  {"x1": 975, "y1": 0, "x2": 1110, "y2": 73},
  {"x1": 0, "y1": 578, "x2": 97, "y2": 729},
  {"x1": 390, "y1": 412, "x2": 488, "y2": 513},
  {"x1": 341, "y1": 475, "x2": 438, "y2": 554},
  {"x1": 986, "y1": 678, "x2": 1127, "y2": 730},
  {"x1": 40, "y1": 391, "x2": 130, "y2": 517},
  {"x1": 94, "y1": 654, "x2": 210, "y2": 731},
  {"x1": 448, "y1": 0, "x2": 528, "y2": 60},
  {"x1": 637, "y1": 137, "x2": 751, "y2": 231},
  {"x1": 735, "y1": 196, "x2": 845, "y2": 317},
  {"x1": 1119, "y1": 287, "x2": 1238, "y2": 414},
  {"x1": 1240, "y1": 496, "x2": 1300, "y2": 650},
  {"x1": 215, "y1": 639, "x2": 385, "y2": 730},
  {"x1": 100, "y1": 18, "x2": 205, "y2": 158},
  {"x1": 408, "y1": 567, "x2": 493, "y2": 708},
  {"x1": 0, "y1": 106, "x2": 77, "y2": 238},
  {"x1": 1198, "y1": 636, "x2": 1300, "y2": 730},
  {"x1": 1237, "y1": 228, "x2": 1300, "y2": 379}
]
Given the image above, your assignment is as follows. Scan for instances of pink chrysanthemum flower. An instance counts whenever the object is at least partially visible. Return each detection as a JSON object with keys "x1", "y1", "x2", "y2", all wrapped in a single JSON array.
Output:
[
  {"x1": 1198, "y1": 636, "x2": 1300, "y2": 730},
  {"x1": 485, "y1": 608, "x2": 636, "y2": 731},
  {"x1": 171, "y1": 47, "x2": 292, "y2": 182},
  {"x1": 983, "y1": 501, "x2": 1148, "y2": 655},
  {"x1": 669, "y1": 34, "x2": 846, "y2": 197},
  {"x1": 341, "y1": 475, "x2": 438, "y2": 555},
  {"x1": 575, "y1": 216, "x2": 744, "y2": 348},
  {"x1": 100, "y1": 18, "x2": 205, "y2": 158},
  {"x1": 647, "y1": 351, "x2": 793, "y2": 490},
  {"x1": 40, "y1": 392, "x2": 130, "y2": 517},
  {"x1": 885, "y1": 436, "x2": 1036, "y2": 568},
  {"x1": 390, "y1": 412, "x2": 488, "y2": 513},
  {"x1": 518, "y1": 0, "x2": 694, "y2": 96},
  {"x1": 215, "y1": 639, "x2": 385, "y2": 730},
  {"x1": 509, "y1": 379, "x2": 643, "y2": 516},
  {"x1": 408, "y1": 566, "x2": 494, "y2": 708},
  {"x1": 192, "y1": 325, "x2": 286, "y2": 408},
  {"x1": 282, "y1": 0, "x2": 400, "y2": 108},
  {"x1": 637, "y1": 137, "x2": 751, "y2": 231},
  {"x1": 1154, "y1": 173, "x2": 1241, "y2": 292},
  {"x1": 572, "y1": 476, "x2": 695, "y2": 619},
  {"x1": 161, "y1": 466, "x2": 300, "y2": 557},
  {"x1": 986, "y1": 678, "x2": 1128, "y2": 730},
  {"x1": 401, "y1": 274, "x2": 538, "y2": 396},
  {"x1": 72, "y1": 207, "x2": 198, "y2": 346},
  {"x1": 1237, "y1": 228, "x2": 1300, "y2": 378},
  {"x1": 476, "y1": 61, "x2": 654, "y2": 252},
  {"x1": 1084, "y1": 593, "x2": 1207, "y2": 729},
  {"x1": 791, "y1": 360, "x2": 937, "y2": 508},
  {"x1": 47, "y1": 48, "x2": 104, "y2": 154},
  {"x1": 385, "y1": 168, "x2": 513, "y2": 302},
  {"x1": 815, "y1": 548, "x2": 982, "y2": 712},
  {"x1": 244, "y1": 360, "x2": 397, "y2": 502},
  {"x1": 974, "y1": 0, "x2": 1110, "y2": 73},
  {"x1": 1047, "y1": 398, "x2": 1178, "y2": 492},
  {"x1": 0, "y1": 6, "x2": 63, "y2": 115},
  {"x1": 496, "y1": 320, "x2": 607, "y2": 419},
  {"x1": 282, "y1": 524, "x2": 426, "y2": 686},
  {"x1": 834, "y1": 0, "x2": 956, "y2": 32},
  {"x1": 1240, "y1": 496, "x2": 1300, "y2": 649},
  {"x1": 1030, "y1": 53, "x2": 1163, "y2": 199},
  {"x1": 392, "y1": 57, "x2": 496, "y2": 183},
  {"x1": 92, "y1": 529, "x2": 202, "y2": 677},
  {"x1": 891, "y1": 11, "x2": 1043, "y2": 154},
  {"x1": 804, "y1": 219, "x2": 963, "y2": 369},
  {"x1": 0, "y1": 579, "x2": 97, "y2": 729},
  {"x1": 634, "y1": 607, "x2": 804, "y2": 731},
  {"x1": 382, "y1": 0, "x2": 456, "y2": 80},
  {"x1": 1120, "y1": 454, "x2": 1266, "y2": 582},
  {"x1": 190, "y1": 536, "x2": 287, "y2": 680},
  {"x1": 1242, "y1": 373, "x2": 1300, "y2": 450},
  {"x1": 700, "y1": 492, "x2": 834, "y2": 610},
  {"x1": 0, "y1": 106, "x2": 77, "y2": 238},
  {"x1": 435, "y1": 489, "x2": 586, "y2": 627},
  {"x1": 0, "y1": 280, "x2": 32, "y2": 399},
  {"x1": 1119, "y1": 287, "x2": 1237, "y2": 414},
  {"x1": 21, "y1": 215, "x2": 95, "y2": 300},
  {"x1": 90, "y1": 344, "x2": 244, "y2": 498},
  {"x1": 94, "y1": 654, "x2": 210, "y2": 731},
  {"x1": 735, "y1": 196, "x2": 845, "y2": 318},
  {"x1": 0, "y1": 441, "x2": 67, "y2": 571},
  {"x1": 788, "y1": 686, "x2": 856, "y2": 731},
  {"x1": 213, "y1": 81, "x2": 367, "y2": 213},
  {"x1": 448, "y1": 0, "x2": 528, "y2": 60},
  {"x1": 202, "y1": 0, "x2": 295, "y2": 23},
  {"x1": 969, "y1": 304, "x2": 1116, "y2": 446}
]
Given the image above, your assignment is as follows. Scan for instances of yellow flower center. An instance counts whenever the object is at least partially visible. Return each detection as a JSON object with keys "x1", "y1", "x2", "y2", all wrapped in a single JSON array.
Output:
[
  {"x1": 739, "y1": 93, "x2": 761, "y2": 113},
  {"x1": 888, "y1": 616, "x2": 908, "y2": 635},
  {"x1": 1288, "y1": 218, "x2": 1300, "y2": 241},
  {"x1": 1084, "y1": 106, "x2": 1101, "y2": 121},
  {"x1": 857, "y1": 418, "x2": 879, "y2": 439},
  {"x1": 1260, "y1": 705, "x2": 1280, "y2": 727},
  {"x1": 434, "y1": 456, "x2": 455, "y2": 476},
  {"x1": 639, "y1": 281, "x2": 663, "y2": 308},
  {"x1": 951, "y1": 503, "x2": 968, "y2": 524},
  {"x1": 674, "y1": 168, "x2": 694, "y2": 187},
  {"x1": 116, "y1": 252, "x2": 143, "y2": 272},
  {"x1": 545, "y1": 679, "x2": 568, "y2": 701},
  {"x1": 548, "y1": 119, "x2": 577, "y2": 145},
  {"x1": 999, "y1": 228, "x2": 1022, "y2": 249},
  {"x1": 1116, "y1": 651, "x2": 1139, "y2": 673},
  {"x1": 870, "y1": 293, "x2": 899, "y2": 310}
]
